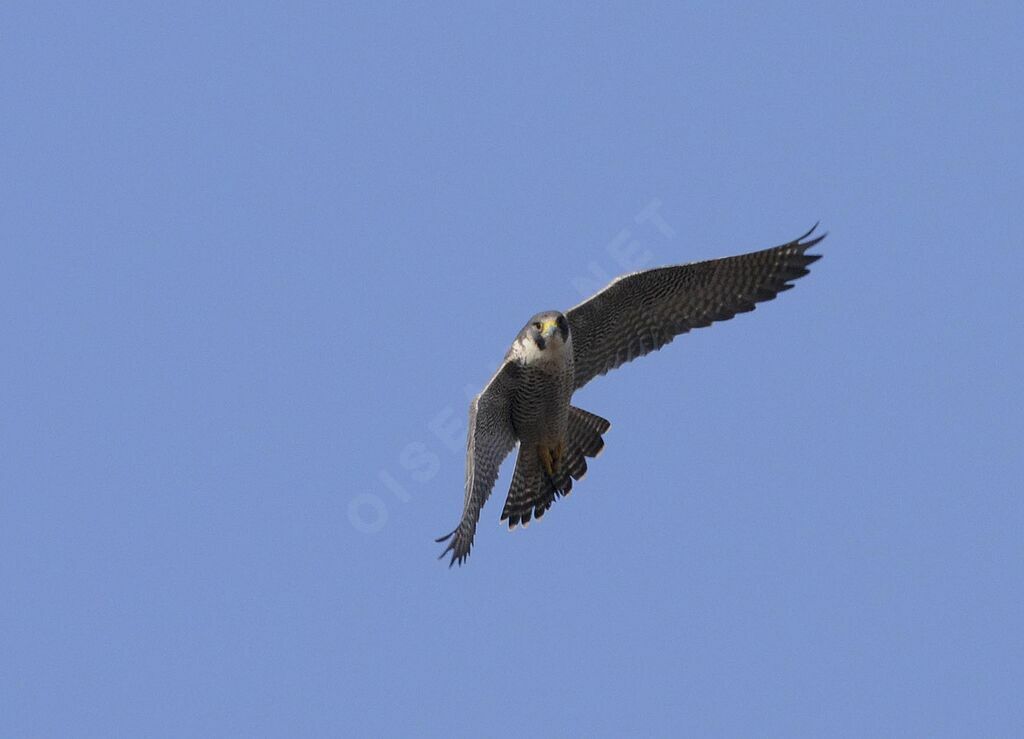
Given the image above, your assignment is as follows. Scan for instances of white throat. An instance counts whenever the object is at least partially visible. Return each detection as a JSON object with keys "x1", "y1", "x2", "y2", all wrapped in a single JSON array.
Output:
[{"x1": 512, "y1": 333, "x2": 572, "y2": 368}]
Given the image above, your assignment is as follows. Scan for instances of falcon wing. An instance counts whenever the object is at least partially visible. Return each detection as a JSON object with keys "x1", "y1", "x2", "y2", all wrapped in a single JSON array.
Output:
[
  {"x1": 567, "y1": 225, "x2": 824, "y2": 390},
  {"x1": 436, "y1": 360, "x2": 519, "y2": 567}
]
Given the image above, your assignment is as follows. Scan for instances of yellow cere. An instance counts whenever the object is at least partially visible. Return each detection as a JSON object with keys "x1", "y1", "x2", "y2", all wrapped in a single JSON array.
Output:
[{"x1": 541, "y1": 319, "x2": 559, "y2": 334}]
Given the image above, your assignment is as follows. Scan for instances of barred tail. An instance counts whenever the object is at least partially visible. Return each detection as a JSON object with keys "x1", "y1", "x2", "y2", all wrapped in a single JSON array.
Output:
[
  {"x1": 499, "y1": 406, "x2": 611, "y2": 529},
  {"x1": 565, "y1": 406, "x2": 611, "y2": 466}
]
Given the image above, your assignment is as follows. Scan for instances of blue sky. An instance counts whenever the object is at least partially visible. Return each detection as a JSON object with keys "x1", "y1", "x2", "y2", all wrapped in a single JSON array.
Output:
[{"x1": 3, "y1": 2, "x2": 1022, "y2": 736}]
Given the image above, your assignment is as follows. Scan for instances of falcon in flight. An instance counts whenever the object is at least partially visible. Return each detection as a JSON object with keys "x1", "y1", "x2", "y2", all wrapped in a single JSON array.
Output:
[{"x1": 437, "y1": 224, "x2": 825, "y2": 566}]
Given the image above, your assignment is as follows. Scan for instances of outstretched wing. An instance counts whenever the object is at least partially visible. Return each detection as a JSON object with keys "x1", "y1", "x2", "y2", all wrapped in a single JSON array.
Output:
[
  {"x1": 567, "y1": 225, "x2": 825, "y2": 390},
  {"x1": 436, "y1": 360, "x2": 519, "y2": 567}
]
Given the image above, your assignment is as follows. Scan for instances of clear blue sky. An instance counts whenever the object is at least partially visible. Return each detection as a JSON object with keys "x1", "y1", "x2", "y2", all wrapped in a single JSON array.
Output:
[{"x1": 3, "y1": 2, "x2": 1022, "y2": 736}]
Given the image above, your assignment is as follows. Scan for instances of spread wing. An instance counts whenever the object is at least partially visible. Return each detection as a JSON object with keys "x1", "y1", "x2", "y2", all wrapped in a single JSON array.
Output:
[
  {"x1": 567, "y1": 224, "x2": 825, "y2": 390},
  {"x1": 436, "y1": 360, "x2": 519, "y2": 567}
]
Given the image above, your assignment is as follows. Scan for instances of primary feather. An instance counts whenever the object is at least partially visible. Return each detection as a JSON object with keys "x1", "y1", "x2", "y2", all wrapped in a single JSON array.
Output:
[{"x1": 437, "y1": 225, "x2": 825, "y2": 566}]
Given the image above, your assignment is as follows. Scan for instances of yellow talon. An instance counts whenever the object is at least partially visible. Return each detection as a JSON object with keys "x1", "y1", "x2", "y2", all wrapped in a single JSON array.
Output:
[
  {"x1": 538, "y1": 445, "x2": 555, "y2": 477},
  {"x1": 538, "y1": 442, "x2": 564, "y2": 478}
]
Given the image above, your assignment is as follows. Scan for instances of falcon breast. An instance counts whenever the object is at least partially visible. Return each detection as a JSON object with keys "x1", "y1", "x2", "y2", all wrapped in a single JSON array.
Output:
[{"x1": 437, "y1": 224, "x2": 825, "y2": 566}]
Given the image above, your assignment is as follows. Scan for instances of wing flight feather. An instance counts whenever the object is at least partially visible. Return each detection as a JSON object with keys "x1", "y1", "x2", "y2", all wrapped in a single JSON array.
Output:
[
  {"x1": 567, "y1": 225, "x2": 825, "y2": 390},
  {"x1": 436, "y1": 361, "x2": 519, "y2": 566}
]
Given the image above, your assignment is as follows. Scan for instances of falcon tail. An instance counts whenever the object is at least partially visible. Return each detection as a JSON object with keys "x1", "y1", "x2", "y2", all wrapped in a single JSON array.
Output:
[{"x1": 500, "y1": 406, "x2": 611, "y2": 529}]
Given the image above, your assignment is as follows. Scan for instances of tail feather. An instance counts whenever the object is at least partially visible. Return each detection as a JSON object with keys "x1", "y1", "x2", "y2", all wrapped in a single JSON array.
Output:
[
  {"x1": 499, "y1": 406, "x2": 610, "y2": 529},
  {"x1": 501, "y1": 452, "x2": 558, "y2": 529},
  {"x1": 566, "y1": 406, "x2": 611, "y2": 459}
]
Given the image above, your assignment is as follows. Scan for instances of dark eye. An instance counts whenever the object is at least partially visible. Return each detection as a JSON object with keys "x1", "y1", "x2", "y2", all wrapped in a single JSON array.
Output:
[
  {"x1": 557, "y1": 316, "x2": 567, "y2": 330},
  {"x1": 532, "y1": 322, "x2": 542, "y2": 330}
]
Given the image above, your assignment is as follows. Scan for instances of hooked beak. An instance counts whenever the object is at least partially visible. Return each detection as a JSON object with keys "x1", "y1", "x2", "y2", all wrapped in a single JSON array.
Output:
[{"x1": 540, "y1": 319, "x2": 559, "y2": 338}]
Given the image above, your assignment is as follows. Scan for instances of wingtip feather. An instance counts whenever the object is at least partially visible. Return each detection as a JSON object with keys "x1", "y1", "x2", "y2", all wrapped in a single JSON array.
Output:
[
  {"x1": 798, "y1": 221, "x2": 820, "y2": 241},
  {"x1": 795, "y1": 222, "x2": 827, "y2": 251}
]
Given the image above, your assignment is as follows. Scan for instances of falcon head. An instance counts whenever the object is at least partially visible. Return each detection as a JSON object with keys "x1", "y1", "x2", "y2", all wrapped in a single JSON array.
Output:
[{"x1": 520, "y1": 311, "x2": 570, "y2": 352}]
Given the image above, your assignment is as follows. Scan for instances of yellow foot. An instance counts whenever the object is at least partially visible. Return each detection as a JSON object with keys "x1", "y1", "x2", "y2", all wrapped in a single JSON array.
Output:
[{"x1": 538, "y1": 442, "x2": 565, "y2": 479}]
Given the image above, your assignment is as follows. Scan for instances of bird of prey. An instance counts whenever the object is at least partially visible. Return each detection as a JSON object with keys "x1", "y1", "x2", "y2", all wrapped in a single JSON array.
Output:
[{"x1": 437, "y1": 224, "x2": 825, "y2": 566}]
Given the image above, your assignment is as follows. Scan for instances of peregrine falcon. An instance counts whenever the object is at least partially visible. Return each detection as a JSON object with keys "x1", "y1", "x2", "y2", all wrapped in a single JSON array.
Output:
[{"x1": 437, "y1": 224, "x2": 825, "y2": 566}]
